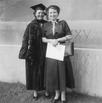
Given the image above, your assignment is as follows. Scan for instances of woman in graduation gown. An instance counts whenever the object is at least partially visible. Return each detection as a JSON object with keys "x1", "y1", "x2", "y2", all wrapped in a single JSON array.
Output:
[
  {"x1": 42, "y1": 5, "x2": 75, "y2": 103},
  {"x1": 19, "y1": 3, "x2": 47, "y2": 99}
]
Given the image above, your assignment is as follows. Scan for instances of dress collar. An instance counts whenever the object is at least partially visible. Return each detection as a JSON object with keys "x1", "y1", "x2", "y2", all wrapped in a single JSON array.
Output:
[
  {"x1": 48, "y1": 19, "x2": 59, "y2": 24},
  {"x1": 32, "y1": 19, "x2": 46, "y2": 24}
]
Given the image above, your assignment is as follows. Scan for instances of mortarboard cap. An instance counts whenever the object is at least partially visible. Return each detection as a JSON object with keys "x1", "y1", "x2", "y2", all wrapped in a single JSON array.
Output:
[{"x1": 30, "y1": 3, "x2": 46, "y2": 11}]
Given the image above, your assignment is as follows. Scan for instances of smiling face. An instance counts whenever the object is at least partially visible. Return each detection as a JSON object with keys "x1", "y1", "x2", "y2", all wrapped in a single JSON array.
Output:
[
  {"x1": 47, "y1": 8, "x2": 59, "y2": 21},
  {"x1": 35, "y1": 9, "x2": 45, "y2": 20}
]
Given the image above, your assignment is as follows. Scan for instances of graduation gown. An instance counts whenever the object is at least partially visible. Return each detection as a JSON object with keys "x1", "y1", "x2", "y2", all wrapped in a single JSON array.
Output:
[{"x1": 19, "y1": 19, "x2": 47, "y2": 90}]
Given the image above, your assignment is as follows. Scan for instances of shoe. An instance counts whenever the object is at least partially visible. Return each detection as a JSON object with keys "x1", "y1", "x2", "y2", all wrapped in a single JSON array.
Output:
[
  {"x1": 52, "y1": 98, "x2": 60, "y2": 103},
  {"x1": 44, "y1": 92, "x2": 51, "y2": 99},
  {"x1": 61, "y1": 100, "x2": 67, "y2": 103},
  {"x1": 33, "y1": 96, "x2": 38, "y2": 101},
  {"x1": 44, "y1": 94, "x2": 51, "y2": 99}
]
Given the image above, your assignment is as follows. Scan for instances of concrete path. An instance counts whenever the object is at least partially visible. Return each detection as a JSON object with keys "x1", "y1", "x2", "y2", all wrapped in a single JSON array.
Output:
[{"x1": 0, "y1": 82, "x2": 102, "y2": 103}]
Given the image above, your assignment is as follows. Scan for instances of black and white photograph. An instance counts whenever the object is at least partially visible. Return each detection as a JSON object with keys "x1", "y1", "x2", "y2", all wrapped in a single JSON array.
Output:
[{"x1": 0, "y1": 0, "x2": 102, "y2": 103}]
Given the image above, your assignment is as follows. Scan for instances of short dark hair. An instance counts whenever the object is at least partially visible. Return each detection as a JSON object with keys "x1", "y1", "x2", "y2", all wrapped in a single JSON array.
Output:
[{"x1": 46, "y1": 5, "x2": 60, "y2": 14}]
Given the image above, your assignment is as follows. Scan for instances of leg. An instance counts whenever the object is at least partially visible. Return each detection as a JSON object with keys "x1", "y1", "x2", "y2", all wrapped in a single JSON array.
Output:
[
  {"x1": 61, "y1": 91, "x2": 66, "y2": 101},
  {"x1": 54, "y1": 90, "x2": 60, "y2": 100},
  {"x1": 45, "y1": 90, "x2": 49, "y2": 97},
  {"x1": 33, "y1": 90, "x2": 38, "y2": 97},
  {"x1": 33, "y1": 90, "x2": 38, "y2": 100}
]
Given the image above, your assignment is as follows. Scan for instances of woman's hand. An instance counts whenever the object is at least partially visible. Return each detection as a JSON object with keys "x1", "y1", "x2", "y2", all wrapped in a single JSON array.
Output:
[
  {"x1": 57, "y1": 35, "x2": 72, "y2": 43},
  {"x1": 50, "y1": 39, "x2": 59, "y2": 47},
  {"x1": 42, "y1": 37, "x2": 59, "y2": 46}
]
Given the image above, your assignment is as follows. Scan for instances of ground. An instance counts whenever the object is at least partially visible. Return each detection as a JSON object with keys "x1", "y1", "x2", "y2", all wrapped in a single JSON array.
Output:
[{"x1": 0, "y1": 82, "x2": 102, "y2": 103}]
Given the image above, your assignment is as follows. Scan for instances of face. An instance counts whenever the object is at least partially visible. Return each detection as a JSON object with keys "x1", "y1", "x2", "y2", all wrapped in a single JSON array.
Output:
[
  {"x1": 48, "y1": 8, "x2": 59, "y2": 21},
  {"x1": 35, "y1": 9, "x2": 45, "y2": 20}
]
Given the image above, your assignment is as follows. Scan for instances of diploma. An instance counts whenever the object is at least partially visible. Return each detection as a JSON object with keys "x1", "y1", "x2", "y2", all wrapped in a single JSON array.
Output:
[{"x1": 46, "y1": 43, "x2": 65, "y2": 61}]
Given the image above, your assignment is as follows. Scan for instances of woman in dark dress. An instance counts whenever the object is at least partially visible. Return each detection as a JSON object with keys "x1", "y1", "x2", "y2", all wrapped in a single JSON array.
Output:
[
  {"x1": 19, "y1": 3, "x2": 47, "y2": 99},
  {"x1": 42, "y1": 5, "x2": 74, "y2": 103}
]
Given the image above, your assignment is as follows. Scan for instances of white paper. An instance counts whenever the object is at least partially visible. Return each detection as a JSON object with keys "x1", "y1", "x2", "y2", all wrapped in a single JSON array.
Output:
[{"x1": 46, "y1": 43, "x2": 65, "y2": 61}]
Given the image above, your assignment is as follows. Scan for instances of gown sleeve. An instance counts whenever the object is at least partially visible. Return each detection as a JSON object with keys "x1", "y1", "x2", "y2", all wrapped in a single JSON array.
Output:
[
  {"x1": 19, "y1": 22, "x2": 37, "y2": 59},
  {"x1": 19, "y1": 24, "x2": 30, "y2": 59}
]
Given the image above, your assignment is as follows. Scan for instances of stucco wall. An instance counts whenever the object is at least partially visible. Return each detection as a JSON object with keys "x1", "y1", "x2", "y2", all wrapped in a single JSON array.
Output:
[
  {"x1": 0, "y1": 45, "x2": 25, "y2": 84},
  {"x1": 71, "y1": 48, "x2": 102, "y2": 97}
]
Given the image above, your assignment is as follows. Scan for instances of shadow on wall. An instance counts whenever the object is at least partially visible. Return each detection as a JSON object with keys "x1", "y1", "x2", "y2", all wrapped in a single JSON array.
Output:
[
  {"x1": 0, "y1": 20, "x2": 102, "y2": 48},
  {"x1": 0, "y1": 22, "x2": 28, "y2": 44}
]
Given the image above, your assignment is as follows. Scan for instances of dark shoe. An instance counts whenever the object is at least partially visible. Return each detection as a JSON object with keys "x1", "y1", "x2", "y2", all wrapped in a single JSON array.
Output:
[
  {"x1": 52, "y1": 98, "x2": 59, "y2": 103},
  {"x1": 45, "y1": 95, "x2": 51, "y2": 99},
  {"x1": 44, "y1": 92, "x2": 51, "y2": 99},
  {"x1": 33, "y1": 96, "x2": 38, "y2": 101},
  {"x1": 61, "y1": 100, "x2": 67, "y2": 103}
]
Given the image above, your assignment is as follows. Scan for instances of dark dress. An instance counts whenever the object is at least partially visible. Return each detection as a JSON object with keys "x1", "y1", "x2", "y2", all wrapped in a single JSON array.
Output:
[
  {"x1": 42, "y1": 20, "x2": 75, "y2": 92},
  {"x1": 19, "y1": 19, "x2": 47, "y2": 90}
]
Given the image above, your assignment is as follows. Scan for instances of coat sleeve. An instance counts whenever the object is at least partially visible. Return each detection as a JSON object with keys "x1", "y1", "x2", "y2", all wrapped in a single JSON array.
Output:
[
  {"x1": 18, "y1": 24, "x2": 29, "y2": 59},
  {"x1": 62, "y1": 20, "x2": 72, "y2": 36}
]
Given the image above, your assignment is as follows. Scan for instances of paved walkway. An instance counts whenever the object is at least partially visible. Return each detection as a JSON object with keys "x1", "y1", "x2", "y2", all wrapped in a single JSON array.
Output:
[{"x1": 0, "y1": 82, "x2": 102, "y2": 103}]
